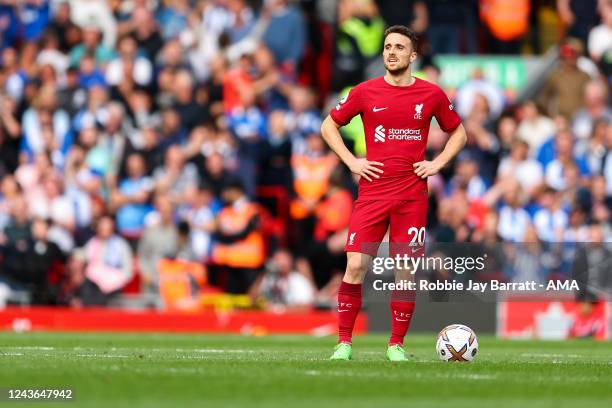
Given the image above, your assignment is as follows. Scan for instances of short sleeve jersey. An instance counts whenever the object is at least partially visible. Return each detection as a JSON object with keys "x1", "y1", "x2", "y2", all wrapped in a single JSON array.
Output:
[{"x1": 330, "y1": 76, "x2": 461, "y2": 200}]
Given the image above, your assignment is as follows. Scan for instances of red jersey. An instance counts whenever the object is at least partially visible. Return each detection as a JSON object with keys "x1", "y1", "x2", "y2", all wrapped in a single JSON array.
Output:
[{"x1": 330, "y1": 76, "x2": 461, "y2": 201}]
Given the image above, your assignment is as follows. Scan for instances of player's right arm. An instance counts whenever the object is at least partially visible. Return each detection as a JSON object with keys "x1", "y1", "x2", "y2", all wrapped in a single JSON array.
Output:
[
  {"x1": 321, "y1": 87, "x2": 384, "y2": 182},
  {"x1": 321, "y1": 115, "x2": 384, "y2": 182}
]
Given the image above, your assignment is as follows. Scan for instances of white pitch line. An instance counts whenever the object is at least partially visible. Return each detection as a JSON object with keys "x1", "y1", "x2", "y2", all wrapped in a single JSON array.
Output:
[
  {"x1": 521, "y1": 353, "x2": 584, "y2": 358},
  {"x1": 303, "y1": 370, "x2": 497, "y2": 380},
  {"x1": 175, "y1": 348, "x2": 255, "y2": 353},
  {"x1": 75, "y1": 354, "x2": 130, "y2": 358}
]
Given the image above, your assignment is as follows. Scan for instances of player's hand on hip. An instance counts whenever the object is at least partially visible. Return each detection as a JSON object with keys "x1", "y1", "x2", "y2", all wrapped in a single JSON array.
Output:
[
  {"x1": 347, "y1": 158, "x2": 384, "y2": 182},
  {"x1": 413, "y1": 160, "x2": 441, "y2": 178}
]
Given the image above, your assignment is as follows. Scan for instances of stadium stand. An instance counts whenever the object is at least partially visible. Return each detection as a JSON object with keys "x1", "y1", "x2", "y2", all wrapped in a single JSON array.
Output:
[{"x1": 0, "y1": 0, "x2": 611, "y2": 314}]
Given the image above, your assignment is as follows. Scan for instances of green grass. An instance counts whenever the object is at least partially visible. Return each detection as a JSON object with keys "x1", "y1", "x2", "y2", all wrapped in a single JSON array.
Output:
[{"x1": 1, "y1": 332, "x2": 612, "y2": 407}]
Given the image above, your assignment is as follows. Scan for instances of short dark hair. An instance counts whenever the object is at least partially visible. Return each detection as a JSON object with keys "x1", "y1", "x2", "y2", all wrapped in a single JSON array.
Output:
[{"x1": 383, "y1": 25, "x2": 419, "y2": 51}]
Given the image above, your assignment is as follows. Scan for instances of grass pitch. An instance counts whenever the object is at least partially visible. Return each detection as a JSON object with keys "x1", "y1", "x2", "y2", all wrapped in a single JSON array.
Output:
[{"x1": 0, "y1": 332, "x2": 611, "y2": 408}]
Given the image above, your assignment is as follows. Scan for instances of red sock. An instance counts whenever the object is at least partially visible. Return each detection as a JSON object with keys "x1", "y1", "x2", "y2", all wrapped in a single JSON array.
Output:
[
  {"x1": 389, "y1": 301, "x2": 416, "y2": 346},
  {"x1": 337, "y1": 281, "x2": 362, "y2": 344}
]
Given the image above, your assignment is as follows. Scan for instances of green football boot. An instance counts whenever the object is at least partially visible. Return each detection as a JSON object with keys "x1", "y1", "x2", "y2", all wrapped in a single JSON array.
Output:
[
  {"x1": 329, "y1": 342, "x2": 352, "y2": 360},
  {"x1": 386, "y1": 344, "x2": 408, "y2": 361}
]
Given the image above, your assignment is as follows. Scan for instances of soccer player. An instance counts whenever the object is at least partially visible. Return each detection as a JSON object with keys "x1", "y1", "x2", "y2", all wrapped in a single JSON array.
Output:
[{"x1": 321, "y1": 25, "x2": 467, "y2": 361}]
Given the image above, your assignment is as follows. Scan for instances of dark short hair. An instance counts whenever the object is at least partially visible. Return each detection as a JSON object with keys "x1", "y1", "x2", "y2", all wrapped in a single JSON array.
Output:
[{"x1": 383, "y1": 25, "x2": 419, "y2": 51}]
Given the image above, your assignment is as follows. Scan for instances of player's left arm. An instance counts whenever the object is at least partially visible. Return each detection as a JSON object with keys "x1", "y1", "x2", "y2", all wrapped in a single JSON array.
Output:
[
  {"x1": 414, "y1": 123, "x2": 467, "y2": 178},
  {"x1": 414, "y1": 88, "x2": 467, "y2": 179}
]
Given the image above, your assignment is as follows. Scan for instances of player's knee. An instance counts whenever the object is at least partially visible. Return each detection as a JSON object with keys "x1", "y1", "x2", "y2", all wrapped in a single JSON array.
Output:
[{"x1": 344, "y1": 255, "x2": 366, "y2": 283}]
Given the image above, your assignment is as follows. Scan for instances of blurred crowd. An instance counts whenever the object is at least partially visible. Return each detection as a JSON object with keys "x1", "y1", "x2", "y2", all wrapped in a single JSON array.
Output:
[{"x1": 0, "y1": 0, "x2": 611, "y2": 310}]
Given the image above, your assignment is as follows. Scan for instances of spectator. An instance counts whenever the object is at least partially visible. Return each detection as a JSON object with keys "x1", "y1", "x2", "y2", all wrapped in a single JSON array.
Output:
[
  {"x1": 158, "y1": 108, "x2": 188, "y2": 148},
  {"x1": 1, "y1": 47, "x2": 27, "y2": 102},
  {"x1": 47, "y1": 1, "x2": 80, "y2": 53},
  {"x1": 285, "y1": 86, "x2": 322, "y2": 144},
  {"x1": 199, "y1": 151, "x2": 239, "y2": 197},
  {"x1": 172, "y1": 70, "x2": 207, "y2": 130},
  {"x1": 252, "y1": 44, "x2": 293, "y2": 111},
  {"x1": 84, "y1": 214, "x2": 134, "y2": 301},
  {"x1": 290, "y1": 132, "x2": 338, "y2": 232},
  {"x1": 572, "y1": 223, "x2": 612, "y2": 300},
  {"x1": 0, "y1": 1, "x2": 19, "y2": 51},
  {"x1": 72, "y1": 84, "x2": 110, "y2": 134},
  {"x1": 498, "y1": 140, "x2": 544, "y2": 197},
  {"x1": 305, "y1": 168, "x2": 352, "y2": 289},
  {"x1": 36, "y1": 31, "x2": 70, "y2": 82},
  {"x1": 0, "y1": 95, "x2": 22, "y2": 175},
  {"x1": 544, "y1": 129, "x2": 589, "y2": 191},
  {"x1": 106, "y1": 34, "x2": 153, "y2": 88},
  {"x1": 153, "y1": 145, "x2": 199, "y2": 205},
  {"x1": 0, "y1": 175, "x2": 20, "y2": 231},
  {"x1": 57, "y1": 66, "x2": 86, "y2": 116},
  {"x1": 21, "y1": 0, "x2": 51, "y2": 43},
  {"x1": 0, "y1": 217, "x2": 64, "y2": 306},
  {"x1": 227, "y1": 86, "x2": 267, "y2": 195},
  {"x1": 572, "y1": 80, "x2": 612, "y2": 140},
  {"x1": 517, "y1": 100, "x2": 556, "y2": 155},
  {"x1": 259, "y1": 110, "x2": 292, "y2": 188},
  {"x1": 448, "y1": 153, "x2": 488, "y2": 201},
  {"x1": 493, "y1": 179, "x2": 531, "y2": 242},
  {"x1": 261, "y1": 0, "x2": 306, "y2": 68},
  {"x1": 251, "y1": 248, "x2": 315, "y2": 309},
  {"x1": 69, "y1": 23, "x2": 116, "y2": 67},
  {"x1": 588, "y1": 0, "x2": 612, "y2": 63},
  {"x1": 21, "y1": 85, "x2": 71, "y2": 165},
  {"x1": 332, "y1": 0, "x2": 385, "y2": 91},
  {"x1": 557, "y1": 0, "x2": 600, "y2": 46},
  {"x1": 456, "y1": 68, "x2": 505, "y2": 120},
  {"x1": 138, "y1": 195, "x2": 179, "y2": 298},
  {"x1": 128, "y1": 6, "x2": 164, "y2": 63},
  {"x1": 28, "y1": 173, "x2": 76, "y2": 253},
  {"x1": 156, "y1": 0, "x2": 190, "y2": 40},
  {"x1": 506, "y1": 225, "x2": 548, "y2": 284},
  {"x1": 211, "y1": 181, "x2": 264, "y2": 293},
  {"x1": 58, "y1": 248, "x2": 107, "y2": 306},
  {"x1": 427, "y1": 0, "x2": 476, "y2": 54},
  {"x1": 110, "y1": 152, "x2": 154, "y2": 238},
  {"x1": 533, "y1": 187, "x2": 569, "y2": 242},
  {"x1": 69, "y1": 0, "x2": 118, "y2": 49},
  {"x1": 603, "y1": 123, "x2": 612, "y2": 194},
  {"x1": 581, "y1": 119, "x2": 609, "y2": 175},
  {"x1": 179, "y1": 185, "x2": 215, "y2": 261},
  {"x1": 376, "y1": 0, "x2": 427, "y2": 32},
  {"x1": 537, "y1": 38, "x2": 591, "y2": 118}
]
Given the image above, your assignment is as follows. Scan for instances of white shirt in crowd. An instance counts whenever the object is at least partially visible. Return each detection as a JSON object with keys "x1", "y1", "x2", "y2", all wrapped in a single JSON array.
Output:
[
  {"x1": 498, "y1": 157, "x2": 544, "y2": 193},
  {"x1": 533, "y1": 208, "x2": 569, "y2": 242},
  {"x1": 517, "y1": 116, "x2": 556, "y2": 154},
  {"x1": 588, "y1": 23, "x2": 612, "y2": 61},
  {"x1": 497, "y1": 205, "x2": 531, "y2": 242}
]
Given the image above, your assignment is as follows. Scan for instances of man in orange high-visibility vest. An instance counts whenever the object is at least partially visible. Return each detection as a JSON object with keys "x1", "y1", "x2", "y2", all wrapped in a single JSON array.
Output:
[{"x1": 211, "y1": 181, "x2": 265, "y2": 294}]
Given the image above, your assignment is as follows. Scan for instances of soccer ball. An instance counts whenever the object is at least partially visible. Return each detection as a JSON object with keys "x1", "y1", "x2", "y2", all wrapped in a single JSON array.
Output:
[{"x1": 436, "y1": 324, "x2": 478, "y2": 362}]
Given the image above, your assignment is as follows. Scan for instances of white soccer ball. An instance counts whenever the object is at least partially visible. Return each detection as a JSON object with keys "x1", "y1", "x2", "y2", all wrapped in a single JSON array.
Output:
[{"x1": 436, "y1": 324, "x2": 478, "y2": 362}]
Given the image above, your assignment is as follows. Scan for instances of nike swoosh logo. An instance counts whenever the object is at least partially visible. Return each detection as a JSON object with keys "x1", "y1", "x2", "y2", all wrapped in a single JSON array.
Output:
[
  {"x1": 411, "y1": 248, "x2": 421, "y2": 253},
  {"x1": 373, "y1": 107, "x2": 388, "y2": 112},
  {"x1": 395, "y1": 318, "x2": 409, "y2": 322},
  {"x1": 338, "y1": 309, "x2": 350, "y2": 312}
]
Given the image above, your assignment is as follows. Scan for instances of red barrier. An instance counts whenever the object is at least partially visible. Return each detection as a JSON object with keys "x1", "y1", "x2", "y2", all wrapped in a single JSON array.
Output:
[
  {"x1": 498, "y1": 300, "x2": 609, "y2": 340},
  {"x1": 0, "y1": 307, "x2": 367, "y2": 335}
]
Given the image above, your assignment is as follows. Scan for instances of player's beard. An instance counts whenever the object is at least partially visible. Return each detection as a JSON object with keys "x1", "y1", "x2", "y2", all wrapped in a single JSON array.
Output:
[{"x1": 384, "y1": 59, "x2": 411, "y2": 76}]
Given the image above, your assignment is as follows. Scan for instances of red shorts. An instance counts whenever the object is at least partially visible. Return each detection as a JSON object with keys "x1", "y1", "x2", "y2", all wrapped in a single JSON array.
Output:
[{"x1": 344, "y1": 199, "x2": 428, "y2": 256}]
